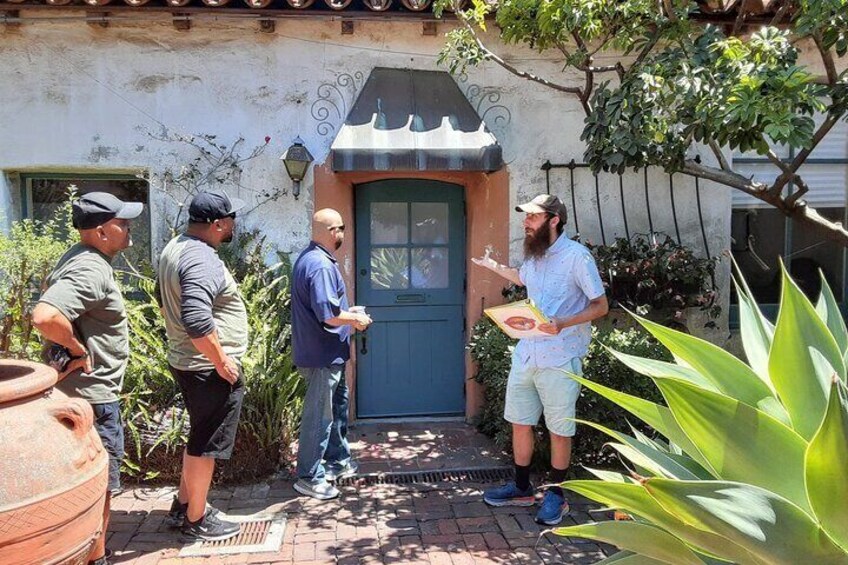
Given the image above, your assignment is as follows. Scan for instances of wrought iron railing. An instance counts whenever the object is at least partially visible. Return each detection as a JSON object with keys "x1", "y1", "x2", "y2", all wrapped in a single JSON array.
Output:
[{"x1": 540, "y1": 159, "x2": 713, "y2": 260}]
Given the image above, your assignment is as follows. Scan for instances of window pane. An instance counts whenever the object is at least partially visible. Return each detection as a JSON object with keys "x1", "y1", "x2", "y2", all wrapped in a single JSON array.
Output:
[
  {"x1": 411, "y1": 247, "x2": 449, "y2": 289},
  {"x1": 371, "y1": 202, "x2": 407, "y2": 244},
  {"x1": 30, "y1": 178, "x2": 151, "y2": 274},
  {"x1": 789, "y1": 207, "x2": 845, "y2": 302},
  {"x1": 370, "y1": 247, "x2": 408, "y2": 290},
  {"x1": 411, "y1": 202, "x2": 448, "y2": 244},
  {"x1": 730, "y1": 208, "x2": 786, "y2": 304}
]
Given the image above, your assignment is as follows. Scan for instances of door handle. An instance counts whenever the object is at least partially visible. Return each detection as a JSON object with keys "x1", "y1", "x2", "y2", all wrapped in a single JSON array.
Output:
[
  {"x1": 360, "y1": 332, "x2": 368, "y2": 355},
  {"x1": 395, "y1": 293, "x2": 425, "y2": 303}
]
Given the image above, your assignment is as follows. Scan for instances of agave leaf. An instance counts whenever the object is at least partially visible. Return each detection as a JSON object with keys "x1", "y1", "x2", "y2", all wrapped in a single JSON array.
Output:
[
  {"x1": 643, "y1": 479, "x2": 848, "y2": 565},
  {"x1": 575, "y1": 419, "x2": 707, "y2": 481},
  {"x1": 770, "y1": 265, "x2": 845, "y2": 440},
  {"x1": 607, "y1": 348, "x2": 718, "y2": 392},
  {"x1": 592, "y1": 551, "x2": 668, "y2": 565},
  {"x1": 566, "y1": 374, "x2": 713, "y2": 472},
  {"x1": 635, "y1": 316, "x2": 789, "y2": 425},
  {"x1": 816, "y1": 271, "x2": 848, "y2": 370},
  {"x1": 585, "y1": 467, "x2": 637, "y2": 484},
  {"x1": 655, "y1": 378, "x2": 811, "y2": 514},
  {"x1": 627, "y1": 426, "x2": 715, "y2": 480},
  {"x1": 553, "y1": 521, "x2": 704, "y2": 565},
  {"x1": 730, "y1": 253, "x2": 775, "y2": 335},
  {"x1": 563, "y1": 480, "x2": 761, "y2": 564},
  {"x1": 805, "y1": 379, "x2": 848, "y2": 551},
  {"x1": 608, "y1": 443, "x2": 702, "y2": 481},
  {"x1": 733, "y1": 276, "x2": 774, "y2": 385},
  {"x1": 629, "y1": 424, "x2": 669, "y2": 453}
]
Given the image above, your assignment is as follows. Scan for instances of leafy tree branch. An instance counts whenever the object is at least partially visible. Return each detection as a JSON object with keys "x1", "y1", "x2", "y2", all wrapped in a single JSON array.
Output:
[{"x1": 437, "y1": 0, "x2": 848, "y2": 246}]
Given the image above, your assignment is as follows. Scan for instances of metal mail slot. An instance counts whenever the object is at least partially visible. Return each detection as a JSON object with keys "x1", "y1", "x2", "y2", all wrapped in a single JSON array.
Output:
[{"x1": 395, "y1": 293, "x2": 425, "y2": 303}]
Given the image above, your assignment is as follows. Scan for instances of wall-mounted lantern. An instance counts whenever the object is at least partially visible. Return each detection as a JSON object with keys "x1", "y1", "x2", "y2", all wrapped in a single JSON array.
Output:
[{"x1": 280, "y1": 136, "x2": 314, "y2": 200}]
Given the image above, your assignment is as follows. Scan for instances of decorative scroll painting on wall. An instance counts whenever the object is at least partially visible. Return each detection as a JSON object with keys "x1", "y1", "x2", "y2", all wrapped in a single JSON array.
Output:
[
  {"x1": 310, "y1": 72, "x2": 366, "y2": 138},
  {"x1": 457, "y1": 73, "x2": 512, "y2": 143}
]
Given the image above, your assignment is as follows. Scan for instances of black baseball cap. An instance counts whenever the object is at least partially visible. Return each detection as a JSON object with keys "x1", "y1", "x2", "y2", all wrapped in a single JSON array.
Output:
[
  {"x1": 188, "y1": 190, "x2": 246, "y2": 223},
  {"x1": 72, "y1": 192, "x2": 144, "y2": 230},
  {"x1": 515, "y1": 194, "x2": 568, "y2": 224}
]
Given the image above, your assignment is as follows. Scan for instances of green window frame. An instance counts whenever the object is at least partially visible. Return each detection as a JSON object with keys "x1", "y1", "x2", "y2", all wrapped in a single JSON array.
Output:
[{"x1": 19, "y1": 172, "x2": 154, "y2": 268}]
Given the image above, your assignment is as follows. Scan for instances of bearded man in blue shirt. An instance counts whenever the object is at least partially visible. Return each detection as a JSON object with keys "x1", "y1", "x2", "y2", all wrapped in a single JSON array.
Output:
[{"x1": 473, "y1": 194, "x2": 608, "y2": 526}]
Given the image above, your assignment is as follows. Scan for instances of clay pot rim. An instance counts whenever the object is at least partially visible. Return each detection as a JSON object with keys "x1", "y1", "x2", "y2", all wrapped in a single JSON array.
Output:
[{"x1": 0, "y1": 360, "x2": 58, "y2": 404}]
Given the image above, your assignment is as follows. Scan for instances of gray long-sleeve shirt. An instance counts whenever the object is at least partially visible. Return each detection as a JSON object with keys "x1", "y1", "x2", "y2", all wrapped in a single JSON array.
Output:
[{"x1": 157, "y1": 234, "x2": 248, "y2": 371}]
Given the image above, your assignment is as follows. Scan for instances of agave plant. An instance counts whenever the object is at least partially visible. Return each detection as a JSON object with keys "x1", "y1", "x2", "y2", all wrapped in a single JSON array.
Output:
[{"x1": 556, "y1": 261, "x2": 848, "y2": 565}]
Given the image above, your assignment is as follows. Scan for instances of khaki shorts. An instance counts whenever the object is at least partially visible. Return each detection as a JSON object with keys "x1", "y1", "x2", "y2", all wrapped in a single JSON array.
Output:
[{"x1": 503, "y1": 356, "x2": 582, "y2": 437}]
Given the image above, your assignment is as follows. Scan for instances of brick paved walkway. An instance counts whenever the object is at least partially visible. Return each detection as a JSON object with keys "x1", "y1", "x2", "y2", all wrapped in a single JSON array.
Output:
[{"x1": 108, "y1": 423, "x2": 613, "y2": 565}]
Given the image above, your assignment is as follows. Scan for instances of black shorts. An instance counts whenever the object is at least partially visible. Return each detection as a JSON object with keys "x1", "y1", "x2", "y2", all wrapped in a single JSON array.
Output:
[
  {"x1": 92, "y1": 401, "x2": 125, "y2": 494},
  {"x1": 170, "y1": 365, "x2": 245, "y2": 459}
]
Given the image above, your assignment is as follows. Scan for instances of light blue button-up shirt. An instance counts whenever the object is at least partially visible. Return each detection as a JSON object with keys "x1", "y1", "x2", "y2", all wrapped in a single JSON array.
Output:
[{"x1": 514, "y1": 235, "x2": 606, "y2": 369}]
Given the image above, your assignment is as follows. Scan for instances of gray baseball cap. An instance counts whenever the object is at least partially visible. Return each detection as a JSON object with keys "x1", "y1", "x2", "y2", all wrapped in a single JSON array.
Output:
[
  {"x1": 515, "y1": 194, "x2": 568, "y2": 223},
  {"x1": 188, "y1": 190, "x2": 246, "y2": 223},
  {"x1": 72, "y1": 192, "x2": 144, "y2": 230}
]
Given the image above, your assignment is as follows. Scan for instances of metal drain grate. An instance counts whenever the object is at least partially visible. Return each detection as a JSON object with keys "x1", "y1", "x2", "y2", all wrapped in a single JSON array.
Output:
[
  {"x1": 203, "y1": 518, "x2": 271, "y2": 548},
  {"x1": 336, "y1": 466, "x2": 513, "y2": 487},
  {"x1": 179, "y1": 511, "x2": 286, "y2": 557}
]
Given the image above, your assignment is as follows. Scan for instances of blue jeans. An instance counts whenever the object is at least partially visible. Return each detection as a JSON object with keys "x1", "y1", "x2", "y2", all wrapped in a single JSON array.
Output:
[{"x1": 295, "y1": 364, "x2": 351, "y2": 483}]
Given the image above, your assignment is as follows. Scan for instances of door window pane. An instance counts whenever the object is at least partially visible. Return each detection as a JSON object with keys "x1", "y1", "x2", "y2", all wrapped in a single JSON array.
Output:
[
  {"x1": 411, "y1": 247, "x2": 449, "y2": 289},
  {"x1": 730, "y1": 208, "x2": 786, "y2": 304},
  {"x1": 370, "y1": 248, "x2": 409, "y2": 289},
  {"x1": 371, "y1": 202, "x2": 408, "y2": 244},
  {"x1": 411, "y1": 202, "x2": 449, "y2": 244},
  {"x1": 789, "y1": 207, "x2": 845, "y2": 301}
]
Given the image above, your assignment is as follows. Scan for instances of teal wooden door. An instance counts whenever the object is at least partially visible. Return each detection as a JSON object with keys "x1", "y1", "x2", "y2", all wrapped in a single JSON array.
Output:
[{"x1": 355, "y1": 180, "x2": 466, "y2": 418}]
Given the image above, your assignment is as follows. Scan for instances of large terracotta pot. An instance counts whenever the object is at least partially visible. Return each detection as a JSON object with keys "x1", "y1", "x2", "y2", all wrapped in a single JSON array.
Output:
[{"x1": 0, "y1": 360, "x2": 108, "y2": 565}]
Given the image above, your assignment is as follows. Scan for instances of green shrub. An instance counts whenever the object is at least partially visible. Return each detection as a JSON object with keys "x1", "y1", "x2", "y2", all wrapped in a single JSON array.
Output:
[
  {"x1": 468, "y1": 314, "x2": 670, "y2": 475},
  {"x1": 0, "y1": 193, "x2": 77, "y2": 359},
  {"x1": 587, "y1": 233, "x2": 720, "y2": 323}
]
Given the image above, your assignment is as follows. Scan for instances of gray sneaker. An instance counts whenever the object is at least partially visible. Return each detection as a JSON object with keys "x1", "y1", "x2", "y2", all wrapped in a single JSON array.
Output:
[
  {"x1": 293, "y1": 478, "x2": 340, "y2": 500},
  {"x1": 325, "y1": 461, "x2": 359, "y2": 482}
]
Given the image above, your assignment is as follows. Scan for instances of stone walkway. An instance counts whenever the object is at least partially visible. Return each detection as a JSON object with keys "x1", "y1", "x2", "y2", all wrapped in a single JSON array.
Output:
[{"x1": 108, "y1": 423, "x2": 613, "y2": 565}]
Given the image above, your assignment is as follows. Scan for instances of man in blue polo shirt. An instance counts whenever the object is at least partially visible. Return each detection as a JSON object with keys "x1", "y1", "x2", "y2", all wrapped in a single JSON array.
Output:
[{"x1": 292, "y1": 208, "x2": 372, "y2": 500}]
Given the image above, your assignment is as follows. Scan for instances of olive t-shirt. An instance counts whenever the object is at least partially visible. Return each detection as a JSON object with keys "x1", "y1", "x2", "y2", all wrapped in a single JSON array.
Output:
[{"x1": 39, "y1": 243, "x2": 129, "y2": 404}]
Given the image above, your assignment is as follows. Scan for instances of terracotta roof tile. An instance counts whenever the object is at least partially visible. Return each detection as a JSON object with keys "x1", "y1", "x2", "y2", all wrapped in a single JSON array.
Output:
[{"x1": 0, "y1": 0, "x2": 788, "y2": 18}]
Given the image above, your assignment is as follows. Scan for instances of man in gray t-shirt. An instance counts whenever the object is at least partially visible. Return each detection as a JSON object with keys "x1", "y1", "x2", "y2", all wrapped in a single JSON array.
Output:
[
  {"x1": 156, "y1": 190, "x2": 248, "y2": 542},
  {"x1": 33, "y1": 191, "x2": 143, "y2": 565}
]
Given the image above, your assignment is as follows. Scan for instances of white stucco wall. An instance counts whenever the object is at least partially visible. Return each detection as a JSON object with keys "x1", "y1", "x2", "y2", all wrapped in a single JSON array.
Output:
[{"x1": 0, "y1": 15, "x2": 734, "y2": 335}]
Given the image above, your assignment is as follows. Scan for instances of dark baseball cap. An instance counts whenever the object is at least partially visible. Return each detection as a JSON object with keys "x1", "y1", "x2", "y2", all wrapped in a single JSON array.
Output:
[
  {"x1": 188, "y1": 190, "x2": 246, "y2": 223},
  {"x1": 515, "y1": 194, "x2": 568, "y2": 223},
  {"x1": 72, "y1": 192, "x2": 144, "y2": 230}
]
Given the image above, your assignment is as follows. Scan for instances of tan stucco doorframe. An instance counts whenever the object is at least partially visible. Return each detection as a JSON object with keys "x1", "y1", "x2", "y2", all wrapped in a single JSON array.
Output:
[{"x1": 313, "y1": 165, "x2": 509, "y2": 421}]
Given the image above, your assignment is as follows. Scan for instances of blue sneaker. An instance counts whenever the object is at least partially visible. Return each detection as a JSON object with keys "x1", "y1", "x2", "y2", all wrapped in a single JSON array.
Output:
[
  {"x1": 482, "y1": 481, "x2": 535, "y2": 507},
  {"x1": 535, "y1": 490, "x2": 569, "y2": 525}
]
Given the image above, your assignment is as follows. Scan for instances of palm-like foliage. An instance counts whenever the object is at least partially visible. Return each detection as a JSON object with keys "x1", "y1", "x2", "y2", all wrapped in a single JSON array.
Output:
[{"x1": 557, "y1": 262, "x2": 848, "y2": 564}]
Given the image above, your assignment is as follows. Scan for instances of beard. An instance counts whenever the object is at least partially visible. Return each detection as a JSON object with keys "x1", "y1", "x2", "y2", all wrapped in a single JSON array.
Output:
[
  {"x1": 334, "y1": 238, "x2": 343, "y2": 250},
  {"x1": 523, "y1": 226, "x2": 552, "y2": 259}
]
